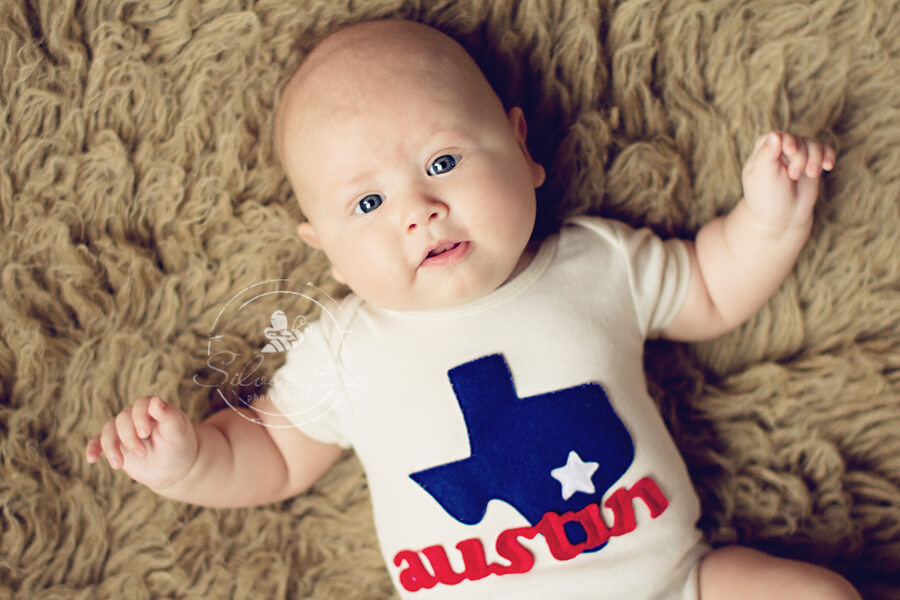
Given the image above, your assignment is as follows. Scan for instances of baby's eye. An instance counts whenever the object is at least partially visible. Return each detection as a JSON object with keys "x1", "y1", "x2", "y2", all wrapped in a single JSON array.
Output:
[
  {"x1": 427, "y1": 154, "x2": 459, "y2": 176},
  {"x1": 354, "y1": 194, "x2": 383, "y2": 215}
]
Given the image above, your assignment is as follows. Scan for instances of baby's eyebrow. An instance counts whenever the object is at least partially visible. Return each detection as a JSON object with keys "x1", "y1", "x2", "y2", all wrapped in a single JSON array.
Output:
[
  {"x1": 335, "y1": 169, "x2": 378, "y2": 194},
  {"x1": 425, "y1": 127, "x2": 472, "y2": 147},
  {"x1": 321, "y1": 149, "x2": 380, "y2": 196}
]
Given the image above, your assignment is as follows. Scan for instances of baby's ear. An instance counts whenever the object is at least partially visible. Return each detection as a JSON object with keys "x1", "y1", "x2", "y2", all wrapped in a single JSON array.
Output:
[
  {"x1": 296, "y1": 223, "x2": 346, "y2": 284},
  {"x1": 296, "y1": 222, "x2": 322, "y2": 248},
  {"x1": 508, "y1": 107, "x2": 546, "y2": 188}
]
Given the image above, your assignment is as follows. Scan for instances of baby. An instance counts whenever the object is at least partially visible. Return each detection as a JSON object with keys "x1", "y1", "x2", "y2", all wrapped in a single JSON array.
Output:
[{"x1": 86, "y1": 19, "x2": 859, "y2": 600}]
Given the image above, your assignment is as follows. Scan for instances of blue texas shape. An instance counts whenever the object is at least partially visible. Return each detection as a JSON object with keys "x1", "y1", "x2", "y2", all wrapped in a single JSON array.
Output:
[{"x1": 409, "y1": 354, "x2": 634, "y2": 528}]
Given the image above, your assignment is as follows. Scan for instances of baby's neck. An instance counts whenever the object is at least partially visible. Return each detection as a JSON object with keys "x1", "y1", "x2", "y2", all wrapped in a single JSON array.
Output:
[{"x1": 504, "y1": 239, "x2": 541, "y2": 284}]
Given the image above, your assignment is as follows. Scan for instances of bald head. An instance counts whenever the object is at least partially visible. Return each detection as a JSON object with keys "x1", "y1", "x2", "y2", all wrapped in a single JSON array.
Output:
[
  {"x1": 269, "y1": 20, "x2": 546, "y2": 310},
  {"x1": 274, "y1": 20, "x2": 506, "y2": 169}
]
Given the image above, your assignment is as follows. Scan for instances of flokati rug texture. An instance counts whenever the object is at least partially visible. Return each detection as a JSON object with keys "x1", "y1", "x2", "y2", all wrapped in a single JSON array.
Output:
[{"x1": 1, "y1": 0, "x2": 899, "y2": 598}]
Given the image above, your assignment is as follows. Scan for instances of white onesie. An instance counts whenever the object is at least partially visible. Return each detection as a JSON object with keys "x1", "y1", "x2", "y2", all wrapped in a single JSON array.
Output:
[{"x1": 270, "y1": 216, "x2": 710, "y2": 599}]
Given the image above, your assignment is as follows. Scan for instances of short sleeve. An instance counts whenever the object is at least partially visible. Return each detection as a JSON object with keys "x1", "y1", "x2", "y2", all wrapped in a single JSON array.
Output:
[
  {"x1": 267, "y1": 320, "x2": 352, "y2": 448},
  {"x1": 569, "y1": 216, "x2": 691, "y2": 339},
  {"x1": 611, "y1": 221, "x2": 691, "y2": 338}
]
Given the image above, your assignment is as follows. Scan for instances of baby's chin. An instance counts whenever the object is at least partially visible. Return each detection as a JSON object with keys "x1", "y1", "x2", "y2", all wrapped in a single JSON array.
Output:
[
  {"x1": 368, "y1": 276, "x2": 518, "y2": 312},
  {"x1": 360, "y1": 291, "x2": 484, "y2": 313}
]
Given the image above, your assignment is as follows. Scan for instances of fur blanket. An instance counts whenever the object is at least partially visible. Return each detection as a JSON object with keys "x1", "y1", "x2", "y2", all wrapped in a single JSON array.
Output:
[{"x1": 2, "y1": 0, "x2": 898, "y2": 598}]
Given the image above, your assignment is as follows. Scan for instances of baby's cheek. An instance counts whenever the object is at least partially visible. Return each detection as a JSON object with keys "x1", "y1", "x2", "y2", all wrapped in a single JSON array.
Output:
[{"x1": 347, "y1": 255, "x2": 404, "y2": 295}]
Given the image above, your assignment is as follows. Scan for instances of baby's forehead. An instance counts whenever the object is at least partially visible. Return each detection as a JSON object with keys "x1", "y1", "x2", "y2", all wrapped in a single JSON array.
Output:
[
  {"x1": 300, "y1": 34, "x2": 475, "y2": 104},
  {"x1": 279, "y1": 22, "x2": 496, "y2": 129},
  {"x1": 281, "y1": 60, "x2": 460, "y2": 160}
]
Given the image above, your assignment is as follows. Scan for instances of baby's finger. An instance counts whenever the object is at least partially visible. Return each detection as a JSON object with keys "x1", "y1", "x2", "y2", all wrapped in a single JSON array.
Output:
[
  {"x1": 784, "y1": 134, "x2": 809, "y2": 180},
  {"x1": 823, "y1": 144, "x2": 837, "y2": 171},
  {"x1": 85, "y1": 434, "x2": 102, "y2": 463},
  {"x1": 99, "y1": 419, "x2": 124, "y2": 469},
  {"x1": 750, "y1": 132, "x2": 782, "y2": 167},
  {"x1": 754, "y1": 132, "x2": 773, "y2": 153},
  {"x1": 115, "y1": 408, "x2": 147, "y2": 458},
  {"x1": 146, "y1": 396, "x2": 184, "y2": 442},
  {"x1": 131, "y1": 395, "x2": 154, "y2": 440},
  {"x1": 780, "y1": 131, "x2": 797, "y2": 152},
  {"x1": 804, "y1": 140, "x2": 825, "y2": 178}
]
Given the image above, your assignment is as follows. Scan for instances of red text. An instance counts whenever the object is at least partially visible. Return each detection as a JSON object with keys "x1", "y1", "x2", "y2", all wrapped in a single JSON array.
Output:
[{"x1": 393, "y1": 476, "x2": 668, "y2": 592}]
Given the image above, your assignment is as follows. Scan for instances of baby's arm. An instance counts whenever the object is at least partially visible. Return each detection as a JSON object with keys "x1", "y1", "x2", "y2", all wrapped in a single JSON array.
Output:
[
  {"x1": 85, "y1": 395, "x2": 342, "y2": 507},
  {"x1": 662, "y1": 131, "x2": 836, "y2": 341}
]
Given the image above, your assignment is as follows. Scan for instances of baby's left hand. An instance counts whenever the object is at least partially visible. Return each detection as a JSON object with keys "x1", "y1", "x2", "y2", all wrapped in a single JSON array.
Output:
[{"x1": 741, "y1": 131, "x2": 836, "y2": 233}]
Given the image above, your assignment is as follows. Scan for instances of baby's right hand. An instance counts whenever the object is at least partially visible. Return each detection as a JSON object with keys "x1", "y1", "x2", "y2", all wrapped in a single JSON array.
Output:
[{"x1": 85, "y1": 396, "x2": 199, "y2": 492}]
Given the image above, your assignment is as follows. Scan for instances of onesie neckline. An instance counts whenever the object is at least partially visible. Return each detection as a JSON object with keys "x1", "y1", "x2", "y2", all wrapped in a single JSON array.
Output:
[{"x1": 375, "y1": 232, "x2": 559, "y2": 320}]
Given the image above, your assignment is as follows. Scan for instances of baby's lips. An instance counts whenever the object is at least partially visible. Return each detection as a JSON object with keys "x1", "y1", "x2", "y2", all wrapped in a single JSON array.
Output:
[
  {"x1": 419, "y1": 241, "x2": 470, "y2": 268},
  {"x1": 422, "y1": 239, "x2": 458, "y2": 259}
]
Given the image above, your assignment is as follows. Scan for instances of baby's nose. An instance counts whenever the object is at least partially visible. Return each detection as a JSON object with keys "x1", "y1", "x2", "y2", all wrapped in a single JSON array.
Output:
[{"x1": 405, "y1": 195, "x2": 448, "y2": 232}]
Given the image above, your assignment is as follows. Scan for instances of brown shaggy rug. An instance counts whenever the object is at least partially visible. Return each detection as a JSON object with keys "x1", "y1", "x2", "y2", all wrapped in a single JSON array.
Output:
[{"x1": 2, "y1": 0, "x2": 898, "y2": 598}]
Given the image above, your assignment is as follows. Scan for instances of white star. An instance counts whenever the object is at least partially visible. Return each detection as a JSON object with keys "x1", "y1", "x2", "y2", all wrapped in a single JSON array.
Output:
[{"x1": 550, "y1": 450, "x2": 599, "y2": 500}]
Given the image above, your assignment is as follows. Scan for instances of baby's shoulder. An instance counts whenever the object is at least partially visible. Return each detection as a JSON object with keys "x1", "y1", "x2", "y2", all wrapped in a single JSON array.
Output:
[
  {"x1": 554, "y1": 215, "x2": 639, "y2": 261},
  {"x1": 562, "y1": 214, "x2": 679, "y2": 260},
  {"x1": 564, "y1": 214, "x2": 639, "y2": 241},
  {"x1": 303, "y1": 292, "x2": 362, "y2": 354}
]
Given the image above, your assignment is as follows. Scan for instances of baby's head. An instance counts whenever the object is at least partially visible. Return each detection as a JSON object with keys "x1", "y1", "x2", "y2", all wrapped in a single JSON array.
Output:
[{"x1": 276, "y1": 20, "x2": 545, "y2": 311}]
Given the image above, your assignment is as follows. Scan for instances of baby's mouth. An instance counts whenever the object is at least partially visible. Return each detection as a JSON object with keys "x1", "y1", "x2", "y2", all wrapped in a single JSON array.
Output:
[
  {"x1": 427, "y1": 242, "x2": 461, "y2": 258},
  {"x1": 420, "y1": 241, "x2": 470, "y2": 267}
]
